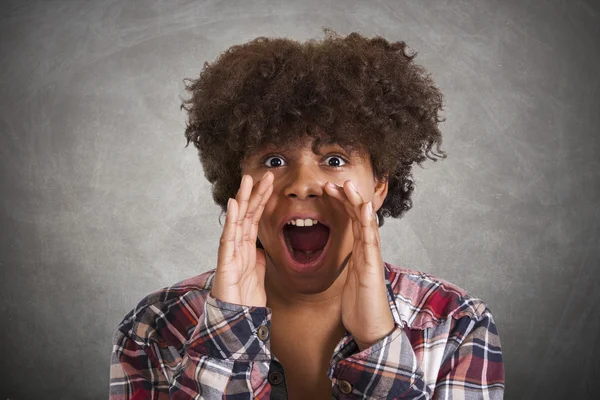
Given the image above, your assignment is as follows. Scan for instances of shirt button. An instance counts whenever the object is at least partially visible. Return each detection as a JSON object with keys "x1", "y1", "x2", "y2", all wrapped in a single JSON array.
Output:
[
  {"x1": 257, "y1": 325, "x2": 269, "y2": 341},
  {"x1": 338, "y1": 380, "x2": 352, "y2": 394},
  {"x1": 268, "y1": 371, "x2": 283, "y2": 385}
]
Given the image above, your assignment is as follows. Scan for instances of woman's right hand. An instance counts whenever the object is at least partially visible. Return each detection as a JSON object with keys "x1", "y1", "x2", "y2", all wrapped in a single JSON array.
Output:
[{"x1": 211, "y1": 171, "x2": 274, "y2": 307}]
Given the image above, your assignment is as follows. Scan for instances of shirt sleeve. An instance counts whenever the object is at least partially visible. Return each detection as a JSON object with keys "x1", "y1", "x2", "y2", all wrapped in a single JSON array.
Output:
[
  {"x1": 433, "y1": 307, "x2": 505, "y2": 399},
  {"x1": 109, "y1": 328, "x2": 171, "y2": 400},
  {"x1": 180, "y1": 291, "x2": 274, "y2": 396},
  {"x1": 328, "y1": 307, "x2": 504, "y2": 399},
  {"x1": 328, "y1": 323, "x2": 430, "y2": 399},
  {"x1": 185, "y1": 291, "x2": 272, "y2": 361},
  {"x1": 109, "y1": 290, "x2": 275, "y2": 399}
]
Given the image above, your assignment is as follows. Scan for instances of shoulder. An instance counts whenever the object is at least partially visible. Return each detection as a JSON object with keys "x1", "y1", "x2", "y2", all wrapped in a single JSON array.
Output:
[
  {"x1": 384, "y1": 262, "x2": 491, "y2": 330},
  {"x1": 114, "y1": 268, "x2": 217, "y2": 346}
]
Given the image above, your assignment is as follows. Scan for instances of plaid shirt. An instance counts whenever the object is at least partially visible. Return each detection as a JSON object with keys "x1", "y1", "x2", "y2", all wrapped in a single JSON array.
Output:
[{"x1": 109, "y1": 262, "x2": 504, "y2": 399}]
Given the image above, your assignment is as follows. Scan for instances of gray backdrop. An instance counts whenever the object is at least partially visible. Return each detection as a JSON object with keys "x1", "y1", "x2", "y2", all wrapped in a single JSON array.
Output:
[{"x1": 1, "y1": 0, "x2": 599, "y2": 399}]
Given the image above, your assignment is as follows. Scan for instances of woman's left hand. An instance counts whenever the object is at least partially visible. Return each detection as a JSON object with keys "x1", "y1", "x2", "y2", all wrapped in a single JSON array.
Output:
[{"x1": 325, "y1": 180, "x2": 396, "y2": 352}]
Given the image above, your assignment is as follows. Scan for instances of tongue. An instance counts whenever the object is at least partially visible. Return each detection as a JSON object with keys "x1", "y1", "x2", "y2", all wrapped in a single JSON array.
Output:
[{"x1": 286, "y1": 224, "x2": 329, "y2": 251}]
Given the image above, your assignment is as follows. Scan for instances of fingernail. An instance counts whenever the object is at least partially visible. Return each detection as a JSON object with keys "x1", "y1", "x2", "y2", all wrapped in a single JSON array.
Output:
[
  {"x1": 349, "y1": 181, "x2": 357, "y2": 192},
  {"x1": 261, "y1": 171, "x2": 269, "y2": 180},
  {"x1": 227, "y1": 198, "x2": 232, "y2": 211},
  {"x1": 327, "y1": 182, "x2": 337, "y2": 189},
  {"x1": 367, "y1": 201, "x2": 373, "y2": 215}
]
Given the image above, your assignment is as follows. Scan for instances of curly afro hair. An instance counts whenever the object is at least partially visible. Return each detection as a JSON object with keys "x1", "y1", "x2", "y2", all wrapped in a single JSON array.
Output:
[{"x1": 181, "y1": 28, "x2": 446, "y2": 229}]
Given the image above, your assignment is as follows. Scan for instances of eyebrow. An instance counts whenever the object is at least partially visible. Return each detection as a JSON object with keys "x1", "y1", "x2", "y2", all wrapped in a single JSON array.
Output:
[
  {"x1": 255, "y1": 143, "x2": 357, "y2": 157},
  {"x1": 315, "y1": 142, "x2": 364, "y2": 159},
  {"x1": 247, "y1": 136, "x2": 364, "y2": 164}
]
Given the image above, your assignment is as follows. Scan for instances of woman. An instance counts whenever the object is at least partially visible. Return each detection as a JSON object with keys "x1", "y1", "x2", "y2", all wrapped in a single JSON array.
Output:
[{"x1": 109, "y1": 29, "x2": 504, "y2": 399}]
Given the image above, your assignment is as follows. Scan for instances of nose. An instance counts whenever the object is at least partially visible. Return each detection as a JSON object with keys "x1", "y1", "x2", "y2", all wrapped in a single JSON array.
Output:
[{"x1": 283, "y1": 163, "x2": 325, "y2": 200}]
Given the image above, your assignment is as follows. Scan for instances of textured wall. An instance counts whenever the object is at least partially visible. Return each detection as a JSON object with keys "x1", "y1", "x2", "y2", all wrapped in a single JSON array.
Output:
[{"x1": 1, "y1": 0, "x2": 598, "y2": 399}]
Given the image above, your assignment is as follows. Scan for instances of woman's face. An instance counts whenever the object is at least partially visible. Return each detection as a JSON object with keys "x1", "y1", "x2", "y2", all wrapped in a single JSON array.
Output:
[{"x1": 240, "y1": 135, "x2": 388, "y2": 294}]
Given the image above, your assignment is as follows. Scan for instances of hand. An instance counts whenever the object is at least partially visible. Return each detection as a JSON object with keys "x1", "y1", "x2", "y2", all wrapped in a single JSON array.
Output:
[
  {"x1": 325, "y1": 180, "x2": 396, "y2": 351},
  {"x1": 211, "y1": 172, "x2": 274, "y2": 307}
]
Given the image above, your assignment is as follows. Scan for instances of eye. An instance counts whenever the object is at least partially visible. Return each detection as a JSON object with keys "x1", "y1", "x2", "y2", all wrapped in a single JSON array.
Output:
[
  {"x1": 323, "y1": 155, "x2": 347, "y2": 168},
  {"x1": 263, "y1": 155, "x2": 286, "y2": 168}
]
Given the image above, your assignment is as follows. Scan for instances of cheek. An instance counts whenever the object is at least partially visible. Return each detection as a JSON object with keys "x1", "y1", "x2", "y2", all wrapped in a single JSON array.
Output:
[
  {"x1": 257, "y1": 193, "x2": 280, "y2": 239},
  {"x1": 262, "y1": 191, "x2": 279, "y2": 218},
  {"x1": 356, "y1": 182, "x2": 377, "y2": 204},
  {"x1": 339, "y1": 218, "x2": 355, "y2": 240},
  {"x1": 329, "y1": 209, "x2": 354, "y2": 241}
]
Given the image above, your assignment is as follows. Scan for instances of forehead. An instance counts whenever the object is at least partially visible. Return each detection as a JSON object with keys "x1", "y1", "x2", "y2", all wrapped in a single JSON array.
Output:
[{"x1": 250, "y1": 135, "x2": 365, "y2": 157}]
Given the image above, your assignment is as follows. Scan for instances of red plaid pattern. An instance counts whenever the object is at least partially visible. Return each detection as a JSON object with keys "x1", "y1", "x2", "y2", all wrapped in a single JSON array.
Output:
[{"x1": 109, "y1": 262, "x2": 504, "y2": 399}]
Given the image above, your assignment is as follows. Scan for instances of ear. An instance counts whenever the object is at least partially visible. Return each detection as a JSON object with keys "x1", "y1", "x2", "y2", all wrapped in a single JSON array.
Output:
[{"x1": 372, "y1": 172, "x2": 389, "y2": 212}]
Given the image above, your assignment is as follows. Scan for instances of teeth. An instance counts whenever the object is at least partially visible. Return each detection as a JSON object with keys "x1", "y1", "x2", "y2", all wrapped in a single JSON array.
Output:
[{"x1": 286, "y1": 218, "x2": 319, "y2": 226}]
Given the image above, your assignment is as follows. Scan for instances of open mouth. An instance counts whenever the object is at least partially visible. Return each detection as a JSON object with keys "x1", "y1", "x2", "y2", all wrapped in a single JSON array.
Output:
[{"x1": 281, "y1": 223, "x2": 331, "y2": 271}]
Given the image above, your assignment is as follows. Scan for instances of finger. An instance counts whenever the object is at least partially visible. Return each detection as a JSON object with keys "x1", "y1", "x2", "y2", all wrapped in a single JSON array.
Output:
[
  {"x1": 325, "y1": 183, "x2": 364, "y2": 243},
  {"x1": 248, "y1": 184, "x2": 273, "y2": 244},
  {"x1": 218, "y1": 198, "x2": 239, "y2": 267},
  {"x1": 361, "y1": 201, "x2": 381, "y2": 255},
  {"x1": 235, "y1": 175, "x2": 253, "y2": 246},
  {"x1": 343, "y1": 180, "x2": 366, "y2": 207},
  {"x1": 352, "y1": 214, "x2": 362, "y2": 241},
  {"x1": 325, "y1": 182, "x2": 361, "y2": 222},
  {"x1": 342, "y1": 181, "x2": 374, "y2": 244},
  {"x1": 235, "y1": 175, "x2": 253, "y2": 274},
  {"x1": 364, "y1": 201, "x2": 380, "y2": 246},
  {"x1": 369, "y1": 202, "x2": 380, "y2": 238},
  {"x1": 242, "y1": 172, "x2": 274, "y2": 242}
]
